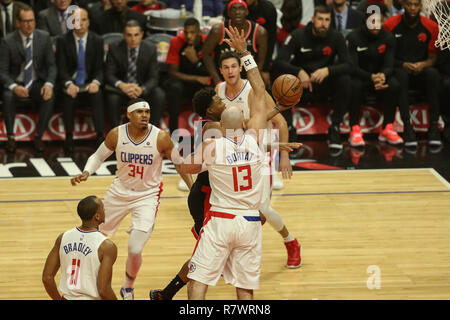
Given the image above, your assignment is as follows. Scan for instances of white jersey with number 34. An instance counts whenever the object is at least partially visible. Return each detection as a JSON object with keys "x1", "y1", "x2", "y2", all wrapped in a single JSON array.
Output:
[
  {"x1": 207, "y1": 134, "x2": 264, "y2": 216},
  {"x1": 115, "y1": 123, "x2": 162, "y2": 191}
]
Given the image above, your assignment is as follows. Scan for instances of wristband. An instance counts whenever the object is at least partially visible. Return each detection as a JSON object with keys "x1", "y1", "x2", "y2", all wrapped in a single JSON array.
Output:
[
  {"x1": 241, "y1": 54, "x2": 257, "y2": 71},
  {"x1": 238, "y1": 49, "x2": 249, "y2": 57}
]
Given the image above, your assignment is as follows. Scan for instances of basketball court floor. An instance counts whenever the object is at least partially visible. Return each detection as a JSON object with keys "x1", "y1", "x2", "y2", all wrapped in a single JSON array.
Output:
[{"x1": 0, "y1": 137, "x2": 449, "y2": 300}]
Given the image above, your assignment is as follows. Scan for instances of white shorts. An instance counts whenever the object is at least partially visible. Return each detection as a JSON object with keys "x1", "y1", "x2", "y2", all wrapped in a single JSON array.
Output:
[
  {"x1": 187, "y1": 210, "x2": 263, "y2": 290},
  {"x1": 100, "y1": 178, "x2": 163, "y2": 236}
]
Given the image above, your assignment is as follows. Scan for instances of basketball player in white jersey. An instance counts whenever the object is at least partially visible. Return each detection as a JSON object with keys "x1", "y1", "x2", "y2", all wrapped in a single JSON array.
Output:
[
  {"x1": 178, "y1": 26, "x2": 299, "y2": 300},
  {"x1": 216, "y1": 50, "x2": 302, "y2": 269},
  {"x1": 70, "y1": 98, "x2": 193, "y2": 300},
  {"x1": 42, "y1": 196, "x2": 117, "y2": 300}
]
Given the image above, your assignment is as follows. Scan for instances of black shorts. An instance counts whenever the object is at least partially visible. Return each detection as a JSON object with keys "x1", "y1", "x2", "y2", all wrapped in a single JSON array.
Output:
[{"x1": 187, "y1": 171, "x2": 211, "y2": 239}]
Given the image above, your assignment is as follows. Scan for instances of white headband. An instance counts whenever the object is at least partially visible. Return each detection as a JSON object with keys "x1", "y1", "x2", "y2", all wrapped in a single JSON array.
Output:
[{"x1": 127, "y1": 101, "x2": 150, "y2": 113}]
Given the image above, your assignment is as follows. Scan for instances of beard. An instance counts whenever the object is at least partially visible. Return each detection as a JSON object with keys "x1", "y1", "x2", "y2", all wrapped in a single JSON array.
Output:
[
  {"x1": 312, "y1": 25, "x2": 329, "y2": 38},
  {"x1": 404, "y1": 11, "x2": 420, "y2": 25}
]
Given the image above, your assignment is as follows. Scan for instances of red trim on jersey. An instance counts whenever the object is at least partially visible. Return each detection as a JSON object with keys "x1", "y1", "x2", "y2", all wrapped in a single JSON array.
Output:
[
  {"x1": 269, "y1": 151, "x2": 273, "y2": 189},
  {"x1": 61, "y1": 296, "x2": 67, "y2": 300},
  {"x1": 153, "y1": 182, "x2": 164, "y2": 218},
  {"x1": 191, "y1": 185, "x2": 212, "y2": 240},
  {"x1": 420, "y1": 16, "x2": 439, "y2": 53},
  {"x1": 209, "y1": 211, "x2": 236, "y2": 219},
  {"x1": 383, "y1": 14, "x2": 402, "y2": 32},
  {"x1": 229, "y1": 20, "x2": 252, "y2": 40},
  {"x1": 253, "y1": 23, "x2": 259, "y2": 53}
]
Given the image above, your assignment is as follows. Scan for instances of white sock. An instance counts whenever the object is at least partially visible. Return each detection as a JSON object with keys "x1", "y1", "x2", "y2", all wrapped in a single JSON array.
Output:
[{"x1": 283, "y1": 234, "x2": 295, "y2": 242}]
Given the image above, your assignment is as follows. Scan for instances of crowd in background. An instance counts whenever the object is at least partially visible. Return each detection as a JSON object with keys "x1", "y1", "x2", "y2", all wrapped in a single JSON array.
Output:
[{"x1": 0, "y1": 0, "x2": 449, "y2": 154}]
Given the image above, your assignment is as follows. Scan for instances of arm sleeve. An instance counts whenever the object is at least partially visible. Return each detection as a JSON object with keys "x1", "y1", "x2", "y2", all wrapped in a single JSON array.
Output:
[{"x1": 83, "y1": 142, "x2": 114, "y2": 175}]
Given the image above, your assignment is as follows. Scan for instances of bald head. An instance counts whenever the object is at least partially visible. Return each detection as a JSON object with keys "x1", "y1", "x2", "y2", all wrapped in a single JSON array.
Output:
[{"x1": 221, "y1": 106, "x2": 245, "y2": 130}]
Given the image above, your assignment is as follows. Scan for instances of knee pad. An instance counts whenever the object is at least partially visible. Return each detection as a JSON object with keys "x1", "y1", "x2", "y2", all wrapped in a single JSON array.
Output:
[
  {"x1": 127, "y1": 229, "x2": 151, "y2": 256},
  {"x1": 259, "y1": 204, "x2": 284, "y2": 232}
]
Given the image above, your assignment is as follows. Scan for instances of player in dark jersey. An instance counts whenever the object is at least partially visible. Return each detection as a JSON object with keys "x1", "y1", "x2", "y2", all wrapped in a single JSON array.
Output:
[
  {"x1": 202, "y1": 0, "x2": 268, "y2": 86},
  {"x1": 346, "y1": 2, "x2": 403, "y2": 146},
  {"x1": 273, "y1": 4, "x2": 352, "y2": 150},
  {"x1": 384, "y1": 0, "x2": 441, "y2": 147}
]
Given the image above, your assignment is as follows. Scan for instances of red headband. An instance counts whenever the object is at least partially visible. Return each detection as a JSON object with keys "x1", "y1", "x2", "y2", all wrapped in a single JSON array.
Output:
[{"x1": 227, "y1": 0, "x2": 248, "y2": 12}]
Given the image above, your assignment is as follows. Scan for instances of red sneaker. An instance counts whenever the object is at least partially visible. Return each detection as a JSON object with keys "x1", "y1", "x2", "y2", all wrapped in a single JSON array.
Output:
[
  {"x1": 284, "y1": 238, "x2": 302, "y2": 268},
  {"x1": 379, "y1": 123, "x2": 404, "y2": 145},
  {"x1": 348, "y1": 125, "x2": 365, "y2": 147}
]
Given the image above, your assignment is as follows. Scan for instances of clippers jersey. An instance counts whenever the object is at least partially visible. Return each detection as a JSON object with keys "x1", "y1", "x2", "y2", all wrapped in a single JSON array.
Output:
[
  {"x1": 217, "y1": 80, "x2": 252, "y2": 120},
  {"x1": 115, "y1": 123, "x2": 162, "y2": 191},
  {"x1": 59, "y1": 227, "x2": 107, "y2": 300},
  {"x1": 207, "y1": 135, "x2": 263, "y2": 215}
]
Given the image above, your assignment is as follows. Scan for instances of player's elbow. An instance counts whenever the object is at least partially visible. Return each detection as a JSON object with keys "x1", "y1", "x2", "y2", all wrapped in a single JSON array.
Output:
[{"x1": 42, "y1": 273, "x2": 53, "y2": 288}]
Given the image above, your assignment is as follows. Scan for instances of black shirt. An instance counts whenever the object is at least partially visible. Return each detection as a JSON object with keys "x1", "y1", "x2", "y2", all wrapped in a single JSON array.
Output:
[
  {"x1": 274, "y1": 22, "x2": 351, "y2": 76},
  {"x1": 346, "y1": 26, "x2": 395, "y2": 80},
  {"x1": 384, "y1": 14, "x2": 439, "y2": 66}
]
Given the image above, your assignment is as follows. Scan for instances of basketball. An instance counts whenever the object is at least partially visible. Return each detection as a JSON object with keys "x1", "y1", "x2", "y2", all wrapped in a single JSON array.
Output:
[{"x1": 271, "y1": 74, "x2": 303, "y2": 107}]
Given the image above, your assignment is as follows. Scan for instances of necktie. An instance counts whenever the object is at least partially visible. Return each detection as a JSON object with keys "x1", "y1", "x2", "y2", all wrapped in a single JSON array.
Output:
[
  {"x1": 60, "y1": 11, "x2": 67, "y2": 34},
  {"x1": 127, "y1": 48, "x2": 137, "y2": 83},
  {"x1": 24, "y1": 37, "x2": 33, "y2": 89},
  {"x1": 337, "y1": 15, "x2": 343, "y2": 31},
  {"x1": 3, "y1": 5, "x2": 11, "y2": 34},
  {"x1": 75, "y1": 39, "x2": 86, "y2": 85}
]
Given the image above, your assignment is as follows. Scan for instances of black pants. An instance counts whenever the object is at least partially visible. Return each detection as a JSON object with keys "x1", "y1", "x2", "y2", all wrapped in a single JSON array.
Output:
[
  {"x1": 187, "y1": 172, "x2": 211, "y2": 238},
  {"x1": 2, "y1": 81, "x2": 55, "y2": 137},
  {"x1": 394, "y1": 66, "x2": 441, "y2": 125},
  {"x1": 300, "y1": 73, "x2": 351, "y2": 125},
  {"x1": 62, "y1": 87, "x2": 105, "y2": 137},
  {"x1": 439, "y1": 75, "x2": 450, "y2": 125},
  {"x1": 164, "y1": 79, "x2": 206, "y2": 134},
  {"x1": 105, "y1": 86, "x2": 165, "y2": 128},
  {"x1": 349, "y1": 76, "x2": 400, "y2": 127}
]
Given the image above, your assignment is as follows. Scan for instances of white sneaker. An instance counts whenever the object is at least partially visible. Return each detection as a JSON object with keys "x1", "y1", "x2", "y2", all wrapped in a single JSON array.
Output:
[
  {"x1": 272, "y1": 173, "x2": 284, "y2": 190},
  {"x1": 177, "y1": 179, "x2": 189, "y2": 191},
  {"x1": 120, "y1": 287, "x2": 134, "y2": 300}
]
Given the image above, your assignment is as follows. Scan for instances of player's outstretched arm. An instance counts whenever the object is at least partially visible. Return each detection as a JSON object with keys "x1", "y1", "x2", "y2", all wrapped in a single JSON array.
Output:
[
  {"x1": 42, "y1": 234, "x2": 63, "y2": 300},
  {"x1": 178, "y1": 139, "x2": 215, "y2": 174},
  {"x1": 70, "y1": 128, "x2": 117, "y2": 186},
  {"x1": 224, "y1": 27, "x2": 266, "y2": 131}
]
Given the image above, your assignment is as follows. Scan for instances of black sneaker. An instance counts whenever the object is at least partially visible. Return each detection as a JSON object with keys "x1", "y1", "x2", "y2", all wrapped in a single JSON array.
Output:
[
  {"x1": 149, "y1": 289, "x2": 164, "y2": 300},
  {"x1": 403, "y1": 123, "x2": 418, "y2": 147},
  {"x1": 328, "y1": 124, "x2": 342, "y2": 149},
  {"x1": 428, "y1": 122, "x2": 442, "y2": 146}
]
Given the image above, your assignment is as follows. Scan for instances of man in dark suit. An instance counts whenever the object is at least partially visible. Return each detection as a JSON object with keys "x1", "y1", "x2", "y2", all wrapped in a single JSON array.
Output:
[
  {"x1": 56, "y1": 7, "x2": 105, "y2": 152},
  {"x1": 91, "y1": 0, "x2": 147, "y2": 35},
  {"x1": 330, "y1": 0, "x2": 365, "y2": 32},
  {"x1": 0, "y1": 5, "x2": 56, "y2": 152},
  {"x1": 0, "y1": 0, "x2": 27, "y2": 38},
  {"x1": 36, "y1": 0, "x2": 72, "y2": 37},
  {"x1": 105, "y1": 19, "x2": 165, "y2": 127}
]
